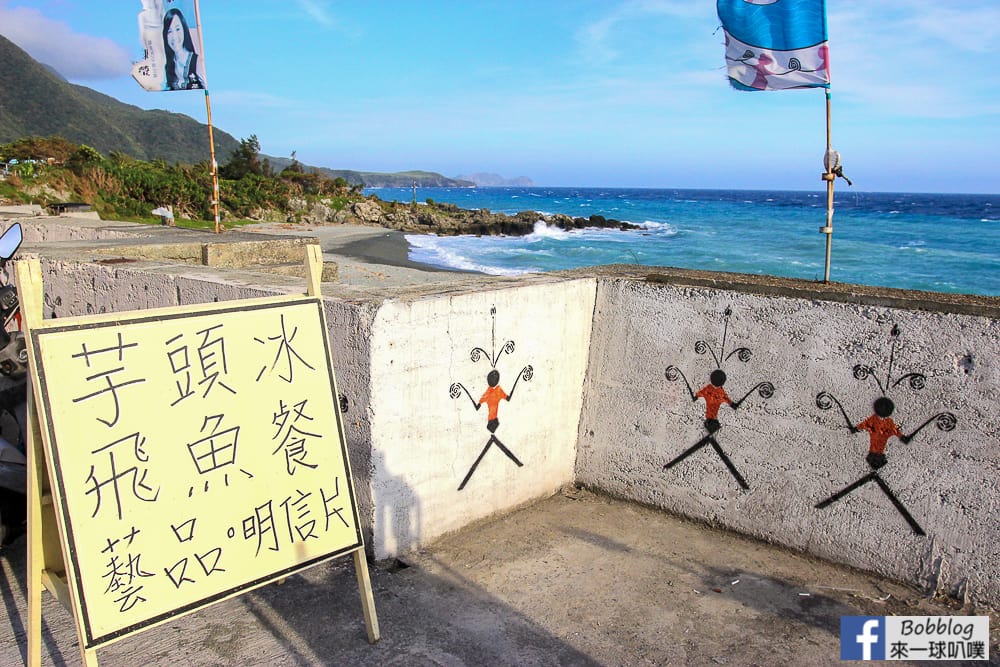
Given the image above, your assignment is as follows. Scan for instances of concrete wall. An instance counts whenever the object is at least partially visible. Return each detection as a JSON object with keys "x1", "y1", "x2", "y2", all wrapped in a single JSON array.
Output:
[
  {"x1": 577, "y1": 278, "x2": 1000, "y2": 606},
  {"x1": 15, "y1": 226, "x2": 1000, "y2": 606},
  {"x1": 367, "y1": 280, "x2": 596, "y2": 558},
  {"x1": 27, "y1": 254, "x2": 596, "y2": 561}
]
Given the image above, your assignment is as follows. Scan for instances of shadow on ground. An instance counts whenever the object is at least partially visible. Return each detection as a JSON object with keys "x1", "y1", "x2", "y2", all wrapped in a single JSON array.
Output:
[{"x1": 2, "y1": 489, "x2": 997, "y2": 666}]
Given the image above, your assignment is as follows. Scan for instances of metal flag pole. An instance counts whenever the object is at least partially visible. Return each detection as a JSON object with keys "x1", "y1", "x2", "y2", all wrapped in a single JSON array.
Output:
[
  {"x1": 820, "y1": 90, "x2": 834, "y2": 282},
  {"x1": 193, "y1": 0, "x2": 221, "y2": 234}
]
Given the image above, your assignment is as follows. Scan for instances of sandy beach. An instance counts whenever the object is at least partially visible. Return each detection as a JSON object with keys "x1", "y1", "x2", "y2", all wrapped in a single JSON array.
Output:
[{"x1": 244, "y1": 222, "x2": 481, "y2": 290}]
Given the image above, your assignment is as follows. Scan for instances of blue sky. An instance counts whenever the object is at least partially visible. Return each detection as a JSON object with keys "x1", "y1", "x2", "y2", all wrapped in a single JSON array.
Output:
[{"x1": 2, "y1": 0, "x2": 998, "y2": 193}]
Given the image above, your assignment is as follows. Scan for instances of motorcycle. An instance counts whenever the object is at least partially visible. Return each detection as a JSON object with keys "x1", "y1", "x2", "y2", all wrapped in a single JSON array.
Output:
[{"x1": 0, "y1": 222, "x2": 26, "y2": 545}]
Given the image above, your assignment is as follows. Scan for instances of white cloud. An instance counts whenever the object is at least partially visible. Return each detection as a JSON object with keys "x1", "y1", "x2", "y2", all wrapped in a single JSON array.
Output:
[
  {"x1": 0, "y1": 3, "x2": 130, "y2": 80},
  {"x1": 295, "y1": 0, "x2": 337, "y2": 28},
  {"x1": 575, "y1": 0, "x2": 705, "y2": 64},
  {"x1": 829, "y1": 2, "x2": 1000, "y2": 119}
]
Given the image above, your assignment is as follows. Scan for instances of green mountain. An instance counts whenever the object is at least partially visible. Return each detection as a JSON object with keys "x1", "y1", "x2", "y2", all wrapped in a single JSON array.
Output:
[
  {"x1": 0, "y1": 34, "x2": 472, "y2": 188},
  {"x1": 0, "y1": 34, "x2": 239, "y2": 164}
]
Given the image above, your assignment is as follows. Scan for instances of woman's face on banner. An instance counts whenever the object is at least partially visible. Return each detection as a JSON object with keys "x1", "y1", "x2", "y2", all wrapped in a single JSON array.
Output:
[{"x1": 166, "y1": 14, "x2": 185, "y2": 53}]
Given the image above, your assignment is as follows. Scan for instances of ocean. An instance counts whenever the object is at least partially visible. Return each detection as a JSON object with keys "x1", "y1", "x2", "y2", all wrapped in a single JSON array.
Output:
[{"x1": 365, "y1": 187, "x2": 1000, "y2": 297}]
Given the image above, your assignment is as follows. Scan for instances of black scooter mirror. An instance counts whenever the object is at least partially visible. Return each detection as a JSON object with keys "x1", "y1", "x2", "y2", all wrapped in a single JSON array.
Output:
[{"x1": 0, "y1": 223, "x2": 23, "y2": 261}]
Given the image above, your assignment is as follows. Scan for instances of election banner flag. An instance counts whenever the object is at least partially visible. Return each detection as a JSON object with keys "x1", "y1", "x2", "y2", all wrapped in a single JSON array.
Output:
[
  {"x1": 717, "y1": 0, "x2": 830, "y2": 91},
  {"x1": 130, "y1": 0, "x2": 222, "y2": 233},
  {"x1": 131, "y1": 0, "x2": 207, "y2": 92},
  {"x1": 716, "y1": 0, "x2": 844, "y2": 283}
]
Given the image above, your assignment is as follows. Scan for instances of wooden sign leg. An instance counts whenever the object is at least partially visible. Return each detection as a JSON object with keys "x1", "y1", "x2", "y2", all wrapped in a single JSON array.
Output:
[
  {"x1": 20, "y1": 259, "x2": 45, "y2": 667},
  {"x1": 305, "y1": 244, "x2": 323, "y2": 297},
  {"x1": 352, "y1": 548, "x2": 380, "y2": 643},
  {"x1": 26, "y1": 383, "x2": 44, "y2": 667},
  {"x1": 18, "y1": 258, "x2": 99, "y2": 666}
]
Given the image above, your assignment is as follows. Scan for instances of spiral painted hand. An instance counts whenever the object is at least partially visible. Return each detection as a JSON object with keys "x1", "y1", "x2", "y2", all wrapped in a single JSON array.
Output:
[
  {"x1": 449, "y1": 383, "x2": 463, "y2": 399},
  {"x1": 726, "y1": 347, "x2": 752, "y2": 363},
  {"x1": 816, "y1": 391, "x2": 835, "y2": 410},
  {"x1": 756, "y1": 381, "x2": 774, "y2": 399},
  {"x1": 894, "y1": 372, "x2": 926, "y2": 390},
  {"x1": 934, "y1": 412, "x2": 957, "y2": 432},
  {"x1": 852, "y1": 364, "x2": 876, "y2": 382},
  {"x1": 665, "y1": 365, "x2": 681, "y2": 382}
]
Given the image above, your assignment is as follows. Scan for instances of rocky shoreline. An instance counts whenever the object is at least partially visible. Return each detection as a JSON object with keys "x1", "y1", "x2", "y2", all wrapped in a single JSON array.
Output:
[{"x1": 296, "y1": 196, "x2": 641, "y2": 236}]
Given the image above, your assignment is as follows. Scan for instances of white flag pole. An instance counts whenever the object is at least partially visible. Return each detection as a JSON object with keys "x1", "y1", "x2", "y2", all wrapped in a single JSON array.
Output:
[{"x1": 821, "y1": 90, "x2": 834, "y2": 282}]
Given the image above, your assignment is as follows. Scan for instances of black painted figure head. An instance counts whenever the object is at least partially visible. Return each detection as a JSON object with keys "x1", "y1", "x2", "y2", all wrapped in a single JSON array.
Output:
[
  {"x1": 487, "y1": 369, "x2": 500, "y2": 387},
  {"x1": 710, "y1": 369, "x2": 727, "y2": 387},
  {"x1": 873, "y1": 396, "x2": 895, "y2": 417}
]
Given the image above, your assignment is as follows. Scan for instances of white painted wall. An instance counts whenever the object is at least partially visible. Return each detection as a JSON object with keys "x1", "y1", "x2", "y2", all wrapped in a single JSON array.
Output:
[
  {"x1": 577, "y1": 279, "x2": 1000, "y2": 606},
  {"x1": 368, "y1": 280, "x2": 597, "y2": 558}
]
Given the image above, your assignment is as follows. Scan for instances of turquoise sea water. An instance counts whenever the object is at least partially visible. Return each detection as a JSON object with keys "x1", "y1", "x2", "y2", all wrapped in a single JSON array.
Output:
[{"x1": 367, "y1": 187, "x2": 1000, "y2": 296}]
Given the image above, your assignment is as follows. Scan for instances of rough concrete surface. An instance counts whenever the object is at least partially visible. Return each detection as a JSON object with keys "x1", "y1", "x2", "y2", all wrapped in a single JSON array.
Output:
[
  {"x1": 578, "y1": 279, "x2": 1000, "y2": 606},
  {"x1": 3, "y1": 216, "x2": 999, "y2": 665},
  {"x1": 1, "y1": 489, "x2": 996, "y2": 666},
  {"x1": 368, "y1": 280, "x2": 596, "y2": 558}
]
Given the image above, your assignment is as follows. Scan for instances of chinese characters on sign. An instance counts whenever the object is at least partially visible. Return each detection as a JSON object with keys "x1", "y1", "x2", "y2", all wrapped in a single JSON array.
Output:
[{"x1": 33, "y1": 298, "x2": 360, "y2": 646}]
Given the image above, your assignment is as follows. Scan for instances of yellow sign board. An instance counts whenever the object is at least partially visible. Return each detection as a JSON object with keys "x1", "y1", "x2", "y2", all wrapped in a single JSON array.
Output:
[{"x1": 30, "y1": 296, "x2": 362, "y2": 648}]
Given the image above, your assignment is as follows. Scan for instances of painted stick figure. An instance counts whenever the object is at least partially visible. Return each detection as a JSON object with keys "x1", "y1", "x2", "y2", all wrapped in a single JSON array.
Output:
[
  {"x1": 663, "y1": 307, "x2": 774, "y2": 490},
  {"x1": 815, "y1": 325, "x2": 957, "y2": 535},
  {"x1": 449, "y1": 307, "x2": 534, "y2": 491}
]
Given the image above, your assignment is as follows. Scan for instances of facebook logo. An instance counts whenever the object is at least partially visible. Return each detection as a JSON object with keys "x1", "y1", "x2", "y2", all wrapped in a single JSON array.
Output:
[{"x1": 841, "y1": 616, "x2": 886, "y2": 660}]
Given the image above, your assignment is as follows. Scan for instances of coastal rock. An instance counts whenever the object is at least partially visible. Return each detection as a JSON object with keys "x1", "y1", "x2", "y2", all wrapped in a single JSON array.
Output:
[
  {"x1": 335, "y1": 197, "x2": 641, "y2": 238},
  {"x1": 352, "y1": 200, "x2": 384, "y2": 223},
  {"x1": 307, "y1": 202, "x2": 333, "y2": 223}
]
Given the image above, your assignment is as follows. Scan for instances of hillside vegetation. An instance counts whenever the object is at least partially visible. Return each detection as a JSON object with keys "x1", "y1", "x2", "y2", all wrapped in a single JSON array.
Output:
[
  {"x1": 0, "y1": 35, "x2": 471, "y2": 188},
  {"x1": 1, "y1": 137, "x2": 636, "y2": 236},
  {"x1": 0, "y1": 136, "x2": 365, "y2": 227},
  {"x1": 0, "y1": 34, "x2": 240, "y2": 165},
  {"x1": 0, "y1": 35, "x2": 621, "y2": 235}
]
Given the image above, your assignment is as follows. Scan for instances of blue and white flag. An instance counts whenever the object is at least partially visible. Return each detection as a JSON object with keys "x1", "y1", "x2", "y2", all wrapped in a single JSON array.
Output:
[
  {"x1": 717, "y1": 0, "x2": 830, "y2": 91},
  {"x1": 131, "y1": 0, "x2": 207, "y2": 92}
]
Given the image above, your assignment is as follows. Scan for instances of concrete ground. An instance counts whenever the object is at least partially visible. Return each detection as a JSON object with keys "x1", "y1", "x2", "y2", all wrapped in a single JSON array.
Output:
[
  {"x1": 2, "y1": 488, "x2": 996, "y2": 666},
  {"x1": 2, "y1": 216, "x2": 997, "y2": 665}
]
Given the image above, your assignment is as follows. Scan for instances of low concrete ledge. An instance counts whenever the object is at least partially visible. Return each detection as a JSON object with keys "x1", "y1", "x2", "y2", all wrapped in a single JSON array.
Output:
[
  {"x1": 0, "y1": 204, "x2": 44, "y2": 217},
  {"x1": 14, "y1": 215, "x2": 325, "y2": 271},
  {"x1": 202, "y1": 236, "x2": 321, "y2": 268},
  {"x1": 639, "y1": 264, "x2": 1000, "y2": 318},
  {"x1": 253, "y1": 260, "x2": 339, "y2": 282},
  {"x1": 564, "y1": 263, "x2": 1000, "y2": 319}
]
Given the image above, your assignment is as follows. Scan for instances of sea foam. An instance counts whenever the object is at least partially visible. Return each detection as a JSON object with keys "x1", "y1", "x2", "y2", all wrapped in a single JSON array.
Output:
[
  {"x1": 525, "y1": 221, "x2": 570, "y2": 241},
  {"x1": 405, "y1": 234, "x2": 534, "y2": 275}
]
